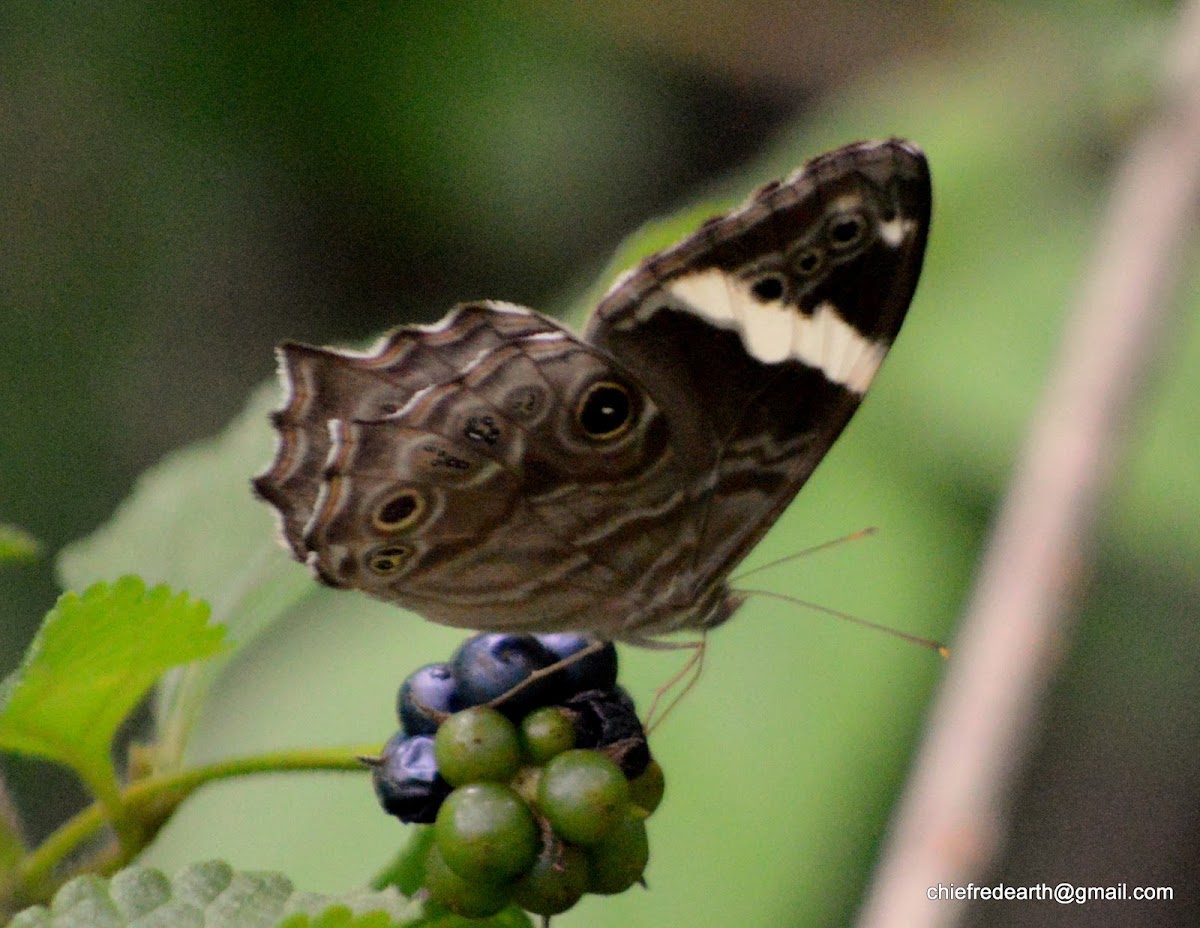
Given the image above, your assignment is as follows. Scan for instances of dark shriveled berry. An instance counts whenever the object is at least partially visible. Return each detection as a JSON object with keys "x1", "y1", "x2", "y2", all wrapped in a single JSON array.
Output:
[
  {"x1": 371, "y1": 732, "x2": 451, "y2": 824},
  {"x1": 562, "y1": 687, "x2": 650, "y2": 779}
]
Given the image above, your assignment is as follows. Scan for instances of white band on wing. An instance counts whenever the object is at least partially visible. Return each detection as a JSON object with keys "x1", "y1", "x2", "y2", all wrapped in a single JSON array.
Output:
[{"x1": 663, "y1": 269, "x2": 889, "y2": 394}]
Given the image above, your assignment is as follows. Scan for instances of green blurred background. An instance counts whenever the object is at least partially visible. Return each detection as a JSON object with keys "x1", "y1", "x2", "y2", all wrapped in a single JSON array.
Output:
[{"x1": 4, "y1": 1, "x2": 1199, "y2": 926}]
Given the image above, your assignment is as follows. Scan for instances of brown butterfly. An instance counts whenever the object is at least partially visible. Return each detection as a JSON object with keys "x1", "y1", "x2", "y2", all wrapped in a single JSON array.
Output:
[{"x1": 254, "y1": 139, "x2": 931, "y2": 646}]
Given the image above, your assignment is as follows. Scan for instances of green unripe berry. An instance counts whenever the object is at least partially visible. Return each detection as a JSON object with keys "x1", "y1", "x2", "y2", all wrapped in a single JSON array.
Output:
[
  {"x1": 628, "y1": 758, "x2": 665, "y2": 815},
  {"x1": 434, "y1": 706, "x2": 521, "y2": 786},
  {"x1": 434, "y1": 782, "x2": 539, "y2": 882},
  {"x1": 424, "y1": 842, "x2": 512, "y2": 918},
  {"x1": 520, "y1": 706, "x2": 576, "y2": 765},
  {"x1": 512, "y1": 832, "x2": 589, "y2": 916},
  {"x1": 537, "y1": 749, "x2": 631, "y2": 846},
  {"x1": 586, "y1": 814, "x2": 649, "y2": 895}
]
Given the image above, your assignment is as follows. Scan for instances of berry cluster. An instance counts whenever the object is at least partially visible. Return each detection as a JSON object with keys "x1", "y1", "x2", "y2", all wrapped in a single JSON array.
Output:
[{"x1": 371, "y1": 632, "x2": 664, "y2": 920}]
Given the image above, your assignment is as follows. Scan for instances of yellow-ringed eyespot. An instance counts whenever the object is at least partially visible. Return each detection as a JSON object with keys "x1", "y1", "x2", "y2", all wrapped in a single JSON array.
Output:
[
  {"x1": 576, "y1": 381, "x2": 633, "y2": 440},
  {"x1": 372, "y1": 490, "x2": 425, "y2": 533},
  {"x1": 368, "y1": 544, "x2": 413, "y2": 576}
]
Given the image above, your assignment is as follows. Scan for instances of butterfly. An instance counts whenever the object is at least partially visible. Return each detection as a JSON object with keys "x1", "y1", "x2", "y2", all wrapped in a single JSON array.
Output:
[{"x1": 254, "y1": 139, "x2": 931, "y2": 646}]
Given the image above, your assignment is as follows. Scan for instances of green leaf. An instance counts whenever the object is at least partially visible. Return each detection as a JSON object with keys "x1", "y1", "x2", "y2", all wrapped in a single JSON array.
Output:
[
  {"x1": 371, "y1": 827, "x2": 435, "y2": 897},
  {"x1": 281, "y1": 904, "x2": 531, "y2": 928},
  {"x1": 56, "y1": 385, "x2": 316, "y2": 772},
  {"x1": 0, "y1": 524, "x2": 41, "y2": 564},
  {"x1": 7, "y1": 860, "x2": 418, "y2": 928},
  {"x1": 276, "y1": 910, "x2": 399, "y2": 928},
  {"x1": 0, "y1": 577, "x2": 224, "y2": 796}
]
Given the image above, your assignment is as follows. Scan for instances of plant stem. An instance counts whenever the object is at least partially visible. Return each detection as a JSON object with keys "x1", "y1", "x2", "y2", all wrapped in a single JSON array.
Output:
[{"x1": 10, "y1": 744, "x2": 378, "y2": 910}]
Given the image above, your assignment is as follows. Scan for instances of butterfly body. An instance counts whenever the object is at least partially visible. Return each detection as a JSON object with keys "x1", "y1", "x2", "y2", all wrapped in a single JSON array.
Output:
[{"x1": 254, "y1": 139, "x2": 931, "y2": 645}]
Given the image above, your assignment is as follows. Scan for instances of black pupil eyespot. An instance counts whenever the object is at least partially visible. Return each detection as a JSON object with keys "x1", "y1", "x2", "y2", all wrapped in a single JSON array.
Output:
[
  {"x1": 830, "y1": 216, "x2": 863, "y2": 244},
  {"x1": 751, "y1": 276, "x2": 784, "y2": 302},
  {"x1": 580, "y1": 384, "x2": 630, "y2": 436},
  {"x1": 379, "y1": 494, "x2": 417, "y2": 525},
  {"x1": 798, "y1": 251, "x2": 820, "y2": 273}
]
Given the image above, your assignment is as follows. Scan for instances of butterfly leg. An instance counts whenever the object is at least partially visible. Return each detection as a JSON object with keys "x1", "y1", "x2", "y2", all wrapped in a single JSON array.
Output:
[{"x1": 643, "y1": 634, "x2": 707, "y2": 733}]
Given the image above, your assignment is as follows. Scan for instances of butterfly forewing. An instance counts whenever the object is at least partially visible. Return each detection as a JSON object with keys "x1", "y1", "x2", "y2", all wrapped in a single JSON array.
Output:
[{"x1": 586, "y1": 139, "x2": 930, "y2": 603}]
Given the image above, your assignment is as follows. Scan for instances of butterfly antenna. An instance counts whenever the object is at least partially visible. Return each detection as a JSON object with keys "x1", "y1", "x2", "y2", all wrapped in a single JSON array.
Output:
[
  {"x1": 738, "y1": 587, "x2": 949, "y2": 657},
  {"x1": 730, "y1": 526, "x2": 878, "y2": 584}
]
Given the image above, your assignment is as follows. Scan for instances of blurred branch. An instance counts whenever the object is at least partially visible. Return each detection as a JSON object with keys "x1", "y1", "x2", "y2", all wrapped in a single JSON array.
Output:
[{"x1": 855, "y1": 2, "x2": 1200, "y2": 926}]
